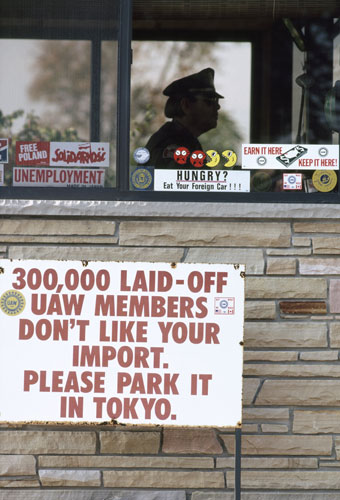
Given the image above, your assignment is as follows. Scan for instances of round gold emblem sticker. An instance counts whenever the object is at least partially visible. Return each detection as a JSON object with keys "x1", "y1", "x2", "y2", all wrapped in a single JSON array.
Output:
[
  {"x1": 312, "y1": 170, "x2": 337, "y2": 192},
  {"x1": 0, "y1": 289, "x2": 26, "y2": 316}
]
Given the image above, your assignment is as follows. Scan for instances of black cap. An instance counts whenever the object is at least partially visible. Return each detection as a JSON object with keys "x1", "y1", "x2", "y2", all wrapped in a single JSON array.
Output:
[{"x1": 163, "y1": 68, "x2": 224, "y2": 99}]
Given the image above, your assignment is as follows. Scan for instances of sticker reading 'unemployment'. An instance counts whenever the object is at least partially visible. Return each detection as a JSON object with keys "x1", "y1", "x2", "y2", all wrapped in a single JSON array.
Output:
[
  {"x1": 242, "y1": 144, "x2": 339, "y2": 170},
  {"x1": 16, "y1": 142, "x2": 110, "y2": 168},
  {"x1": 13, "y1": 167, "x2": 105, "y2": 187},
  {"x1": 154, "y1": 169, "x2": 250, "y2": 192},
  {"x1": 0, "y1": 259, "x2": 244, "y2": 427}
]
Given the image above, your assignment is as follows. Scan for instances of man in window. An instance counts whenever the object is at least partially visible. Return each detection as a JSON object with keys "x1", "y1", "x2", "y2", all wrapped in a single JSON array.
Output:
[{"x1": 145, "y1": 68, "x2": 223, "y2": 168}]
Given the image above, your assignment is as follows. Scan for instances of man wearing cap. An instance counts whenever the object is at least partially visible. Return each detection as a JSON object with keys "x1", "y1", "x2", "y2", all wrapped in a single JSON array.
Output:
[{"x1": 145, "y1": 68, "x2": 223, "y2": 168}]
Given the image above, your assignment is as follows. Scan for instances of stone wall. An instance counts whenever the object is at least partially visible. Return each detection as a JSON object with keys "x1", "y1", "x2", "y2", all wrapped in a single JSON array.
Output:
[{"x1": 1, "y1": 205, "x2": 340, "y2": 499}]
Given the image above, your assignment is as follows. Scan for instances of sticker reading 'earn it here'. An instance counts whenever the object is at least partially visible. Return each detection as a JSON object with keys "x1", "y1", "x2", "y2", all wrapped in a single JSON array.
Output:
[
  {"x1": 242, "y1": 144, "x2": 339, "y2": 170},
  {"x1": 16, "y1": 142, "x2": 110, "y2": 168}
]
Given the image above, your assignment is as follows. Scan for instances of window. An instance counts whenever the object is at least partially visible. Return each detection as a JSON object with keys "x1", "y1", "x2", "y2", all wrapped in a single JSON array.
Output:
[{"x1": 0, "y1": 0, "x2": 339, "y2": 202}]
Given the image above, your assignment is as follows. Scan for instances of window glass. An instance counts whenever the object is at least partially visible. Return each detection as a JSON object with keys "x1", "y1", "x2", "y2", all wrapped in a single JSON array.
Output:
[
  {"x1": 130, "y1": 2, "x2": 340, "y2": 197},
  {"x1": 101, "y1": 40, "x2": 119, "y2": 187},
  {"x1": 0, "y1": 0, "x2": 119, "y2": 191}
]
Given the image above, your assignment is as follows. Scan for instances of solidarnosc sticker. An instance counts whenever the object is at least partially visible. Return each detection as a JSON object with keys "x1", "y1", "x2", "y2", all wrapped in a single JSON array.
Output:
[{"x1": 0, "y1": 290, "x2": 26, "y2": 316}]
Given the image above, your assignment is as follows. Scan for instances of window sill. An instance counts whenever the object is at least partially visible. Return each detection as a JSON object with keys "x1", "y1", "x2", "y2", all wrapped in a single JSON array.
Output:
[{"x1": 1, "y1": 198, "x2": 340, "y2": 219}]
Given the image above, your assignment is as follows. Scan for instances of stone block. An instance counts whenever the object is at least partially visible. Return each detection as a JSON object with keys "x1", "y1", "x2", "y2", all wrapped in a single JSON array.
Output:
[
  {"x1": 242, "y1": 408, "x2": 289, "y2": 422},
  {"x1": 267, "y1": 258, "x2": 296, "y2": 275},
  {"x1": 0, "y1": 479, "x2": 39, "y2": 487},
  {"x1": 334, "y1": 438, "x2": 340, "y2": 459},
  {"x1": 0, "y1": 219, "x2": 116, "y2": 236},
  {"x1": 261, "y1": 424, "x2": 288, "y2": 433},
  {"x1": 241, "y1": 424, "x2": 258, "y2": 432},
  {"x1": 300, "y1": 351, "x2": 338, "y2": 361},
  {"x1": 256, "y1": 380, "x2": 340, "y2": 406},
  {"x1": 244, "y1": 363, "x2": 340, "y2": 377},
  {"x1": 279, "y1": 301, "x2": 327, "y2": 314},
  {"x1": 244, "y1": 322, "x2": 327, "y2": 348},
  {"x1": 216, "y1": 457, "x2": 317, "y2": 469},
  {"x1": 221, "y1": 434, "x2": 332, "y2": 455},
  {"x1": 100, "y1": 431, "x2": 160, "y2": 454},
  {"x1": 0, "y1": 491, "x2": 186, "y2": 500},
  {"x1": 1, "y1": 235, "x2": 118, "y2": 244},
  {"x1": 294, "y1": 222, "x2": 340, "y2": 233},
  {"x1": 267, "y1": 248, "x2": 311, "y2": 255},
  {"x1": 120, "y1": 221, "x2": 291, "y2": 247},
  {"x1": 319, "y1": 460, "x2": 340, "y2": 467},
  {"x1": 313, "y1": 237, "x2": 340, "y2": 254},
  {"x1": 162, "y1": 428, "x2": 223, "y2": 454},
  {"x1": 245, "y1": 301, "x2": 276, "y2": 319},
  {"x1": 0, "y1": 431, "x2": 96, "y2": 454},
  {"x1": 244, "y1": 351, "x2": 298, "y2": 362},
  {"x1": 103, "y1": 470, "x2": 225, "y2": 488},
  {"x1": 193, "y1": 494, "x2": 340, "y2": 500},
  {"x1": 185, "y1": 248, "x2": 264, "y2": 274},
  {"x1": 39, "y1": 455, "x2": 214, "y2": 469},
  {"x1": 227, "y1": 470, "x2": 340, "y2": 489},
  {"x1": 292, "y1": 236, "x2": 311, "y2": 247},
  {"x1": 246, "y1": 277, "x2": 326, "y2": 299},
  {"x1": 300, "y1": 258, "x2": 340, "y2": 275},
  {"x1": 330, "y1": 280, "x2": 340, "y2": 313},
  {"x1": 330, "y1": 323, "x2": 340, "y2": 346},
  {"x1": 39, "y1": 469, "x2": 100, "y2": 487},
  {"x1": 8, "y1": 246, "x2": 184, "y2": 262},
  {"x1": 0, "y1": 455, "x2": 35, "y2": 475},
  {"x1": 243, "y1": 378, "x2": 261, "y2": 405},
  {"x1": 293, "y1": 410, "x2": 340, "y2": 433}
]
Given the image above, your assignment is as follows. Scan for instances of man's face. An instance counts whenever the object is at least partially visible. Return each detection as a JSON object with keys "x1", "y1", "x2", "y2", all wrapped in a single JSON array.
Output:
[{"x1": 187, "y1": 95, "x2": 220, "y2": 134}]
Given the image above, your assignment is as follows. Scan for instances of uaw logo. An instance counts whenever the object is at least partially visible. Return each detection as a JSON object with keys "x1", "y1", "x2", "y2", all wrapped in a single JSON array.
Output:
[
  {"x1": 0, "y1": 139, "x2": 9, "y2": 163},
  {"x1": 131, "y1": 167, "x2": 153, "y2": 190},
  {"x1": 0, "y1": 289, "x2": 26, "y2": 316},
  {"x1": 215, "y1": 297, "x2": 235, "y2": 315}
]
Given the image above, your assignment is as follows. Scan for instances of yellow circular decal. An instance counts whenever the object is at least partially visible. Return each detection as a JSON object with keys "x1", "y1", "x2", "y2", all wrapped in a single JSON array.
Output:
[
  {"x1": 206, "y1": 150, "x2": 220, "y2": 167},
  {"x1": 0, "y1": 290, "x2": 26, "y2": 316},
  {"x1": 222, "y1": 149, "x2": 237, "y2": 168},
  {"x1": 312, "y1": 170, "x2": 337, "y2": 192}
]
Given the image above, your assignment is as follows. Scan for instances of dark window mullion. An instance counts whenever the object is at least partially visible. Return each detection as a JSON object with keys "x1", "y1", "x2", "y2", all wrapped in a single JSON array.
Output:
[{"x1": 116, "y1": 0, "x2": 132, "y2": 190}]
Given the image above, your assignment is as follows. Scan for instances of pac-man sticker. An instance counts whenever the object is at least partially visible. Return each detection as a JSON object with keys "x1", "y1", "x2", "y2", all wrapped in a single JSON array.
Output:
[
  {"x1": 206, "y1": 150, "x2": 220, "y2": 167},
  {"x1": 133, "y1": 147, "x2": 150, "y2": 164},
  {"x1": 222, "y1": 149, "x2": 237, "y2": 168},
  {"x1": 131, "y1": 167, "x2": 154, "y2": 190},
  {"x1": 0, "y1": 289, "x2": 26, "y2": 316},
  {"x1": 312, "y1": 170, "x2": 337, "y2": 192}
]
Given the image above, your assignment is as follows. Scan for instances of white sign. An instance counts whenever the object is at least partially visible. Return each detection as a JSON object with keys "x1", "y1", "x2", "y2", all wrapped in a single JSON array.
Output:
[
  {"x1": 0, "y1": 164, "x2": 4, "y2": 186},
  {"x1": 0, "y1": 260, "x2": 244, "y2": 426},
  {"x1": 15, "y1": 141, "x2": 110, "y2": 168},
  {"x1": 154, "y1": 169, "x2": 250, "y2": 192},
  {"x1": 242, "y1": 144, "x2": 339, "y2": 170},
  {"x1": 13, "y1": 167, "x2": 105, "y2": 187}
]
